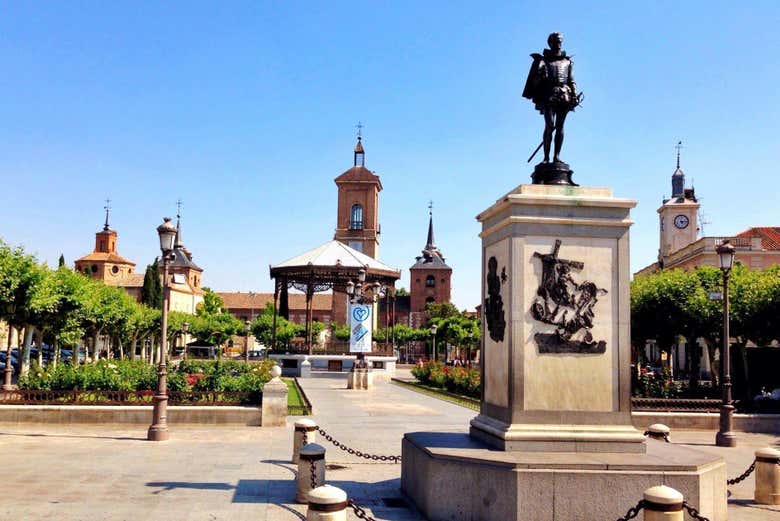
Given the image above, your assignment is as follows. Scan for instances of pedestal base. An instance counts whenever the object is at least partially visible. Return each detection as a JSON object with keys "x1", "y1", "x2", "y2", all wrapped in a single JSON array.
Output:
[
  {"x1": 470, "y1": 413, "x2": 646, "y2": 453},
  {"x1": 531, "y1": 161, "x2": 577, "y2": 186},
  {"x1": 401, "y1": 432, "x2": 726, "y2": 521}
]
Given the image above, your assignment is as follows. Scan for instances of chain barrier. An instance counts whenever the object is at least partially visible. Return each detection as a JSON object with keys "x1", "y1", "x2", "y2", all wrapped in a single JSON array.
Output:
[
  {"x1": 682, "y1": 500, "x2": 711, "y2": 521},
  {"x1": 643, "y1": 430, "x2": 670, "y2": 443},
  {"x1": 614, "y1": 499, "x2": 645, "y2": 521},
  {"x1": 317, "y1": 427, "x2": 401, "y2": 463},
  {"x1": 727, "y1": 459, "x2": 756, "y2": 485},
  {"x1": 347, "y1": 498, "x2": 378, "y2": 521},
  {"x1": 309, "y1": 456, "x2": 317, "y2": 490}
]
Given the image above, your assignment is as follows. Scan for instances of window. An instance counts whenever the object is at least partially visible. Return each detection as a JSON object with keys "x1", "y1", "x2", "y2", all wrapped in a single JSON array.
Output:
[
  {"x1": 350, "y1": 204, "x2": 364, "y2": 230},
  {"x1": 173, "y1": 273, "x2": 186, "y2": 284},
  {"x1": 426, "y1": 275, "x2": 436, "y2": 287},
  {"x1": 111, "y1": 266, "x2": 119, "y2": 274},
  {"x1": 91, "y1": 264, "x2": 98, "y2": 273}
]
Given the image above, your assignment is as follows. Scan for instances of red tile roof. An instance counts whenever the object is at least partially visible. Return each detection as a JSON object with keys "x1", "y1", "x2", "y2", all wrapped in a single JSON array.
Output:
[
  {"x1": 218, "y1": 292, "x2": 333, "y2": 311},
  {"x1": 334, "y1": 166, "x2": 382, "y2": 189},
  {"x1": 735, "y1": 227, "x2": 780, "y2": 250}
]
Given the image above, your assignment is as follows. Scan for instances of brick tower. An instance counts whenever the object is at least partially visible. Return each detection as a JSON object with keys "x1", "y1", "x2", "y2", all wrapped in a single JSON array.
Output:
[
  {"x1": 332, "y1": 135, "x2": 383, "y2": 325},
  {"x1": 74, "y1": 202, "x2": 137, "y2": 284},
  {"x1": 409, "y1": 206, "x2": 452, "y2": 325}
]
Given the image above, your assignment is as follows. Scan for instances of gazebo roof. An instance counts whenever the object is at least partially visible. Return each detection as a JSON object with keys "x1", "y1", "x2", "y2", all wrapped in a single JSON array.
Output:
[{"x1": 270, "y1": 240, "x2": 400, "y2": 284}]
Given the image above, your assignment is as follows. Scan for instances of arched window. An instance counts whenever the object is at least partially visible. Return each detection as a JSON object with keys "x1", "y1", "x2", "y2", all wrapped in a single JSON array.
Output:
[
  {"x1": 426, "y1": 296, "x2": 436, "y2": 304},
  {"x1": 426, "y1": 275, "x2": 436, "y2": 287},
  {"x1": 350, "y1": 204, "x2": 364, "y2": 230}
]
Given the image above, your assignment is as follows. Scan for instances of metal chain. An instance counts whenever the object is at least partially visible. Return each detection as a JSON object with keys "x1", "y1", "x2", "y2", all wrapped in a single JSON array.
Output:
[
  {"x1": 317, "y1": 427, "x2": 401, "y2": 463},
  {"x1": 348, "y1": 498, "x2": 378, "y2": 521},
  {"x1": 682, "y1": 501, "x2": 711, "y2": 521},
  {"x1": 727, "y1": 459, "x2": 756, "y2": 485},
  {"x1": 615, "y1": 499, "x2": 645, "y2": 521},
  {"x1": 309, "y1": 457, "x2": 317, "y2": 490},
  {"x1": 642, "y1": 430, "x2": 670, "y2": 443}
]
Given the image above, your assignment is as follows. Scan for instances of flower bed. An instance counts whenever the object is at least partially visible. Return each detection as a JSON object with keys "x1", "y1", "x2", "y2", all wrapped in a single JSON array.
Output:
[
  {"x1": 410, "y1": 360, "x2": 480, "y2": 399},
  {"x1": 13, "y1": 359, "x2": 276, "y2": 405}
]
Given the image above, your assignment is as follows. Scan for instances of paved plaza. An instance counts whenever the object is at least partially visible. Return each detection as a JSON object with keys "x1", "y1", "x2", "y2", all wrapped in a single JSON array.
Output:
[{"x1": 1, "y1": 372, "x2": 779, "y2": 520}]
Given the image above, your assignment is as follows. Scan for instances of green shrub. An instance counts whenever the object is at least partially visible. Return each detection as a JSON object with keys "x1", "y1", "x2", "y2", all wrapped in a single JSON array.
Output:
[{"x1": 411, "y1": 360, "x2": 480, "y2": 399}]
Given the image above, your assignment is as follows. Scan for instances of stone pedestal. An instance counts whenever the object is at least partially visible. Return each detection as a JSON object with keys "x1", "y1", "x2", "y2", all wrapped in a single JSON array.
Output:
[
  {"x1": 401, "y1": 433, "x2": 727, "y2": 521},
  {"x1": 471, "y1": 185, "x2": 644, "y2": 452},
  {"x1": 261, "y1": 366, "x2": 288, "y2": 427},
  {"x1": 400, "y1": 184, "x2": 727, "y2": 520},
  {"x1": 346, "y1": 368, "x2": 372, "y2": 390}
]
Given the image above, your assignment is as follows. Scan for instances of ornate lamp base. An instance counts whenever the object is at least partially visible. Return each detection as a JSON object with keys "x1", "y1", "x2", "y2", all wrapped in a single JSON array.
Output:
[{"x1": 147, "y1": 425, "x2": 170, "y2": 442}]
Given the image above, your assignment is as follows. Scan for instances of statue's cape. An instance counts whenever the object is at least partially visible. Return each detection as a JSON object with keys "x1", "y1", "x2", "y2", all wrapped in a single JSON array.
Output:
[{"x1": 521, "y1": 53, "x2": 543, "y2": 101}]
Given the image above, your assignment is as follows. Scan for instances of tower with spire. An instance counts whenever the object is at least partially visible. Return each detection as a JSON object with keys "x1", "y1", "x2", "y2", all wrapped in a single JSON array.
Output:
[
  {"x1": 165, "y1": 199, "x2": 205, "y2": 312},
  {"x1": 657, "y1": 141, "x2": 700, "y2": 265},
  {"x1": 75, "y1": 200, "x2": 140, "y2": 294},
  {"x1": 409, "y1": 202, "x2": 452, "y2": 317},
  {"x1": 333, "y1": 127, "x2": 382, "y2": 259}
]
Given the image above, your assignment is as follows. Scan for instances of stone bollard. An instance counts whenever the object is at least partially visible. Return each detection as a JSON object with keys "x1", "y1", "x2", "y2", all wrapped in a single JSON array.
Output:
[
  {"x1": 642, "y1": 485, "x2": 684, "y2": 521},
  {"x1": 645, "y1": 423, "x2": 671, "y2": 442},
  {"x1": 261, "y1": 365, "x2": 288, "y2": 427},
  {"x1": 300, "y1": 356, "x2": 312, "y2": 378},
  {"x1": 755, "y1": 447, "x2": 780, "y2": 505},
  {"x1": 306, "y1": 485, "x2": 348, "y2": 521},
  {"x1": 297, "y1": 443, "x2": 326, "y2": 503},
  {"x1": 293, "y1": 418, "x2": 318, "y2": 464}
]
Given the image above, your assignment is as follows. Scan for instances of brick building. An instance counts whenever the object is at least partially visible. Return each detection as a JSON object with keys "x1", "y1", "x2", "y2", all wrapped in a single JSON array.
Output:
[
  {"x1": 75, "y1": 205, "x2": 204, "y2": 314},
  {"x1": 74, "y1": 206, "x2": 143, "y2": 300},
  {"x1": 219, "y1": 292, "x2": 333, "y2": 325},
  {"x1": 408, "y1": 209, "x2": 452, "y2": 327}
]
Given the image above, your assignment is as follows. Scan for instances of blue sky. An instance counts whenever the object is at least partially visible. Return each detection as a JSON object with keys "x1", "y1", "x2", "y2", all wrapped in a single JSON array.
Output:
[{"x1": 1, "y1": 1, "x2": 779, "y2": 310}]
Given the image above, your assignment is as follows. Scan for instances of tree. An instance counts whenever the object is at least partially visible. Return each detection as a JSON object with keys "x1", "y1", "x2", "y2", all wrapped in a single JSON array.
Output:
[
  {"x1": 141, "y1": 259, "x2": 162, "y2": 309},
  {"x1": 0, "y1": 241, "x2": 44, "y2": 381},
  {"x1": 251, "y1": 303, "x2": 303, "y2": 349},
  {"x1": 191, "y1": 312, "x2": 242, "y2": 356},
  {"x1": 395, "y1": 287, "x2": 410, "y2": 296},
  {"x1": 424, "y1": 302, "x2": 460, "y2": 320},
  {"x1": 58, "y1": 254, "x2": 65, "y2": 268},
  {"x1": 197, "y1": 287, "x2": 224, "y2": 316}
]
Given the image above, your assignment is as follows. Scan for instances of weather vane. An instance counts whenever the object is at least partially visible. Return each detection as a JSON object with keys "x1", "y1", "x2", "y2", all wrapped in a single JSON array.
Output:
[
  {"x1": 428, "y1": 199, "x2": 433, "y2": 216},
  {"x1": 675, "y1": 140, "x2": 684, "y2": 169},
  {"x1": 355, "y1": 121, "x2": 364, "y2": 139},
  {"x1": 103, "y1": 198, "x2": 111, "y2": 230}
]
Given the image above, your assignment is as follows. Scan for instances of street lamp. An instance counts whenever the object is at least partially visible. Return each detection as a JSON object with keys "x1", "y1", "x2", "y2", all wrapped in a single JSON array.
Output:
[
  {"x1": 182, "y1": 322, "x2": 189, "y2": 361},
  {"x1": 430, "y1": 324, "x2": 438, "y2": 362},
  {"x1": 245, "y1": 319, "x2": 251, "y2": 363},
  {"x1": 148, "y1": 217, "x2": 176, "y2": 442},
  {"x1": 715, "y1": 239, "x2": 736, "y2": 448}
]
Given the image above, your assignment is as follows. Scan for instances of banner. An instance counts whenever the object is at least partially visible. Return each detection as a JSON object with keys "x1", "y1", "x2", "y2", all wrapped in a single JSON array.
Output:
[{"x1": 349, "y1": 303, "x2": 372, "y2": 353}]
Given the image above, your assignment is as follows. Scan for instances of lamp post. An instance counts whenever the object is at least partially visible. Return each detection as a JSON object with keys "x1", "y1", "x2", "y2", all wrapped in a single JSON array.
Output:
[
  {"x1": 148, "y1": 217, "x2": 176, "y2": 442},
  {"x1": 245, "y1": 319, "x2": 251, "y2": 363},
  {"x1": 430, "y1": 324, "x2": 438, "y2": 362},
  {"x1": 182, "y1": 322, "x2": 189, "y2": 361},
  {"x1": 715, "y1": 239, "x2": 737, "y2": 448},
  {"x1": 345, "y1": 269, "x2": 384, "y2": 362}
]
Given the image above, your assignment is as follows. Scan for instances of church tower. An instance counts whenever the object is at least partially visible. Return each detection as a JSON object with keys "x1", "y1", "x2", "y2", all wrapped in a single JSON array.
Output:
[
  {"x1": 409, "y1": 205, "x2": 452, "y2": 318},
  {"x1": 75, "y1": 202, "x2": 137, "y2": 282},
  {"x1": 333, "y1": 134, "x2": 382, "y2": 258},
  {"x1": 657, "y1": 143, "x2": 700, "y2": 265}
]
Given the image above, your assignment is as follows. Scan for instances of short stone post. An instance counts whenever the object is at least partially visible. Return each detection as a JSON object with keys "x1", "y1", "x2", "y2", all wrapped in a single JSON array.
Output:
[
  {"x1": 642, "y1": 485, "x2": 683, "y2": 521},
  {"x1": 306, "y1": 485, "x2": 348, "y2": 521},
  {"x1": 297, "y1": 443, "x2": 326, "y2": 503},
  {"x1": 261, "y1": 365, "x2": 288, "y2": 427},
  {"x1": 300, "y1": 356, "x2": 312, "y2": 378},
  {"x1": 293, "y1": 418, "x2": 318, "y2": 464},
  {"x1": 644, "y1": 423, "x2": 671, "y2": 442},
  {"x1": 755, "y1": 447, "x2": 780, "y2": 505}
]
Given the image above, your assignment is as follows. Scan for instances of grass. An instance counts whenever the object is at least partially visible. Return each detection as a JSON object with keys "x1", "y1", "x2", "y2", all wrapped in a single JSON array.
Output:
[
  {"x1": 391, "y1": 378, "x2": 480, "y2": 411},
  {"x1": 283, "y1": 377, "x2": 311, "y2": 415}
]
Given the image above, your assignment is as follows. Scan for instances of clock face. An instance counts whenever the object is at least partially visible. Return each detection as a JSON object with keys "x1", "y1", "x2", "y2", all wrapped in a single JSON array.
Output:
[{"x1": 674, "y1": 215, "x2": 690, "y2": 229}]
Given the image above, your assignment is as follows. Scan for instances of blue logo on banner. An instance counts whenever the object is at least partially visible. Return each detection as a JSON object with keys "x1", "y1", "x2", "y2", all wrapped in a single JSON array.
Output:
[
  {"x1": 352, "y1": 323, "x2": 369, "y2": 342},
  {"x1": 352, "y1": 306, "x2": 370, "y2": 322}
]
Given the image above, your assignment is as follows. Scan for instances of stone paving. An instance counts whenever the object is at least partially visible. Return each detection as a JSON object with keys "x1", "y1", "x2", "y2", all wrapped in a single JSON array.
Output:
[{"x1": 0, "y1": 371, "x2": 778, "y2": 520}]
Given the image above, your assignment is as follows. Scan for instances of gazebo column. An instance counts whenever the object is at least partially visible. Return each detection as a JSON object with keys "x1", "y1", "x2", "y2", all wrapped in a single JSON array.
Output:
[
  {"x1": 305, "y1": 279, "x2": 314, "y2": 356},
  {"x1": 271, "y1": 279, "x2": 280, "y2": 351}
]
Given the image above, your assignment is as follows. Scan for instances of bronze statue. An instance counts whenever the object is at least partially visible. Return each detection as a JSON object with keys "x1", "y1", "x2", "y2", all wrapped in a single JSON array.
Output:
[{"x1": 523, "y1": 32, "x2": 582, "y2": 185}]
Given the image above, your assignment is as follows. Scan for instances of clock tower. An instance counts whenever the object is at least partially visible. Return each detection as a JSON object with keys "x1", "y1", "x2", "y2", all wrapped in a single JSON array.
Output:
[{"x1": 657, "y1": 145, "x2": 699, "y2": 265}]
